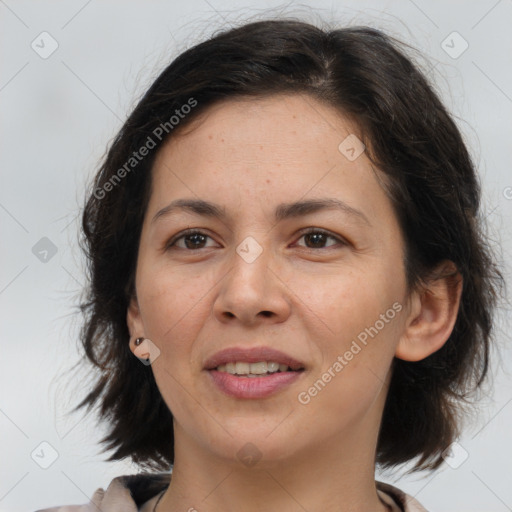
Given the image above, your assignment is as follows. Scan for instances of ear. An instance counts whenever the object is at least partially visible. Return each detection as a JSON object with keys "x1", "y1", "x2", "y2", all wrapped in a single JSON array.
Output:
[
  {"x1": 127, "y1": 294, "x2": 145, "y2": 354},
  {"x1": 395, "y1": 261, "x2": 463, "y2": 362}
]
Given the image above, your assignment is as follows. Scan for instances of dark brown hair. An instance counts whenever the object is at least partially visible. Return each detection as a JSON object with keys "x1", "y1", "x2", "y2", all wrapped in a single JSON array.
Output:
[{"x1": 72, "y1": 18, "x2": 504, "y2": 473}]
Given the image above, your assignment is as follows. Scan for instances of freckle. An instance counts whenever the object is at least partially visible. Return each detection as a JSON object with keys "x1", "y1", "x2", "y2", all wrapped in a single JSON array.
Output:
[
  {"x1": 208, "y1": 134, "x2": 213, "y2": 140},
  {"x1": 260, "y1": 146, "x2": 263, "y2": 150},
  {"x1": 266, "y1": 179, "x2": 271, "y2": 184},
  {"x1": 221, "y1": 138, "x2": 225, "y2": 142}
]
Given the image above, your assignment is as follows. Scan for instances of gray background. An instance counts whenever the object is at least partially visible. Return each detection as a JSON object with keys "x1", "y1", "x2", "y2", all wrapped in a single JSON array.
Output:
[{"x1": 1, "y1": 1, "x2": 511, "y2": 511}]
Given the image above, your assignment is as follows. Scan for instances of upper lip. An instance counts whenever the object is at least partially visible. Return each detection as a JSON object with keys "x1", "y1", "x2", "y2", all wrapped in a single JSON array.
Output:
[{"x1": 204, "y1": 346, "x2": 305, "y2": 371}]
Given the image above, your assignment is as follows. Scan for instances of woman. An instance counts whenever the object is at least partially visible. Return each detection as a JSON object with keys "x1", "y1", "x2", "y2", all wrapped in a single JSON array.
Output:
[{"x1": 36, "y1": 18, "x2": 503, "y2": 512}]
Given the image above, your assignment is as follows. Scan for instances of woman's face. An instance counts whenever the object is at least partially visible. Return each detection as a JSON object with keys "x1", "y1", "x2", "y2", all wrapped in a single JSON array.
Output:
[{"x1": 128, "y1": 94, "x2": 413, "y2": 466}]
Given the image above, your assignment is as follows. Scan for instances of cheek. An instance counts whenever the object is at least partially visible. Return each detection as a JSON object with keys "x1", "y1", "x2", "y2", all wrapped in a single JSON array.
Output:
[
  {"x1": 136, "y1": 266, "x2": 215, "y2": 409},
  {"x1": 138, "y1": 269, "x2": 210, "y2": 416},
  {"x1": 293, "y1": 259, "x2": 404, "y2": 392},
  {"x1": 138, "y1": 263, "x2": 212, "y2": 341},
  {"x1": 292, "y1": 263, "x2": 402, "y2": 342},
  {"x1": 296, "y1": 293, "x2": 402, "y2": 430}
]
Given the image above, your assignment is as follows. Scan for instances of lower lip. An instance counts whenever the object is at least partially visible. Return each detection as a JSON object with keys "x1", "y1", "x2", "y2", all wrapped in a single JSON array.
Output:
[{"x1": 207, "y1": 370, "x2": 303, "y2": 399}]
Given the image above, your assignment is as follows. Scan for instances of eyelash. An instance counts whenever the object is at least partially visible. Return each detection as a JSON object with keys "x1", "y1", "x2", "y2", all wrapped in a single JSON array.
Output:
[{"x1": 165, "y1": 228, "x2": 347, "y2": 251}]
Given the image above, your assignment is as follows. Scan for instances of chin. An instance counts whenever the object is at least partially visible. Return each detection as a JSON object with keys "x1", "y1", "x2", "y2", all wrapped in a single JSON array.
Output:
[{"x1": 202, "y1": 425, "x2": 305, "y2": 468}]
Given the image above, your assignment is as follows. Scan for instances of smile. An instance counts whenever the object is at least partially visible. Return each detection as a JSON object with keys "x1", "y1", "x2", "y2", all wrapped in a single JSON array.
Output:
[
  {"x1": 204, "y1": 347, "x2": 306, "y2": 399},
  {"x1": 215, "y1": 361, "x2": 297, "y2": 377}
]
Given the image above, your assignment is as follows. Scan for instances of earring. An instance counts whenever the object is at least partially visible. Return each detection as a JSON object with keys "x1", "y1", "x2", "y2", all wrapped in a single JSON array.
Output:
[{"x1": 133, "y1": 337, "x2": 152, "y2": 366}]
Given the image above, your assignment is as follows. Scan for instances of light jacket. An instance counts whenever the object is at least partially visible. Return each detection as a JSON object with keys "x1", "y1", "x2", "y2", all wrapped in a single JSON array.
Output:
[{"x1": 35, "y1": 472, "x2": 428, "y2": 511}]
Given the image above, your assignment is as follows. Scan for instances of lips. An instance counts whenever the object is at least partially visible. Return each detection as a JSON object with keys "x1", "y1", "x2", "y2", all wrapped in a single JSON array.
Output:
[
  {"x1": 203, "y1": 346, "x2": 305, "y2": 371},
  {"x1": 204, "y1": 346, "x2": 306, "y2": 399}
]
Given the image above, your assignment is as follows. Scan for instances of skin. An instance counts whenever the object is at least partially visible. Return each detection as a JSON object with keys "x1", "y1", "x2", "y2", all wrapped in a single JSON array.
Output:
[{"x1": 127, "y1": 93, "x2": 462, "y2": 512}]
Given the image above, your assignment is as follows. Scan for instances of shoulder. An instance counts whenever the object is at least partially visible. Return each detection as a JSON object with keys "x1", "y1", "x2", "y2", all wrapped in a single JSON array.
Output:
[
  {"x1": 34, "y1": 472, "x2": 171, "y2": 512},
  {"x1": 376, "y1": 480, "x2": 429, "y2": 512}
]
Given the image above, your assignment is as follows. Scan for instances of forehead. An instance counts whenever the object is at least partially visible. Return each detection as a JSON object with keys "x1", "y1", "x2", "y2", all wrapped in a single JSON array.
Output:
[
  {"x1": 149, "y1": 94, "x2": 381, "y2": 207},
  {"x1": 167, "y1": 94, "x2": 363, "y2": 156}
]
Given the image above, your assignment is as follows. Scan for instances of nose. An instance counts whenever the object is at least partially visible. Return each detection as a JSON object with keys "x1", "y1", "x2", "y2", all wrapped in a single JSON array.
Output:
[{"x1": 213, "y1": 240, "x2": 291, "y2": 326}]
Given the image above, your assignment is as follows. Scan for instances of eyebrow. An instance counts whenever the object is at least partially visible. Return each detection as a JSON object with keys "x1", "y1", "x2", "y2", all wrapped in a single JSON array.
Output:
[{"x1": 151, "y1": 198, "x2": 371, "y2": 226}]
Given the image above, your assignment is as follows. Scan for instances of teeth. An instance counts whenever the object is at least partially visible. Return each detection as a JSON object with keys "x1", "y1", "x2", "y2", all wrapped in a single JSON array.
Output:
[
  {"x1": 215, "y1": 361, "x2": 292, "y2": 375},
  {"x1": 235, "y1": 362, "x2": 250, "y2": 374},
  {"x1": 249, "y1": 362, "x2": 267, "y2": 374},
  {"x1": 267, "y1": 362, "x2": 279, "y2": 372}
]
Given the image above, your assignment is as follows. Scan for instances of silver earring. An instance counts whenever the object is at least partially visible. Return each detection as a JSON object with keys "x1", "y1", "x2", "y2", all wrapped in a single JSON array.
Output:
[{"x1": 135, "y1": 337, "x2": 144, "y2": 346}]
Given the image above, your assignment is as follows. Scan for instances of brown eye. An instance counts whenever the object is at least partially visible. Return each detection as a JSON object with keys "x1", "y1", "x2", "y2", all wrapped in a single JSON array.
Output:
[
  {"x1": 296, "y1": 229, "x2": 345, "y2": 249},
  {"x1": 166, "y1": 230, "x2": 216, "y2": 250}
]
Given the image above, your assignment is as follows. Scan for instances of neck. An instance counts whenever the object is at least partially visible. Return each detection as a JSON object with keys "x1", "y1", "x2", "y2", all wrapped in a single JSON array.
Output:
[{"x1": 157, "y1": 420, "x2": 390, "y2": 512}]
